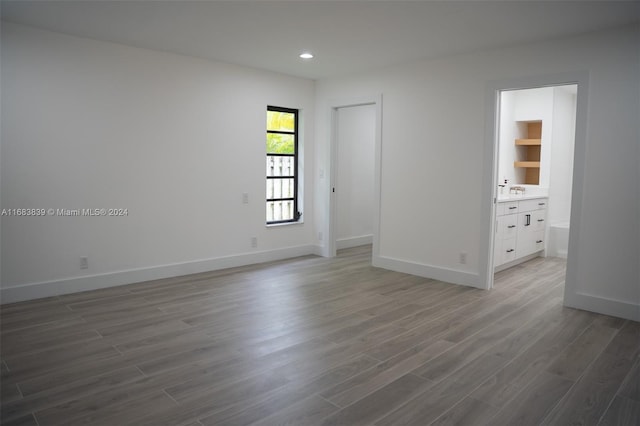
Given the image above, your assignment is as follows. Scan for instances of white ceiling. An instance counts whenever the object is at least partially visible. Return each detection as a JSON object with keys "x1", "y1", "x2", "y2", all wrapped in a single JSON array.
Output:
[{"x1": 1, "y1": 1, "x2": 638, "y2": 80}]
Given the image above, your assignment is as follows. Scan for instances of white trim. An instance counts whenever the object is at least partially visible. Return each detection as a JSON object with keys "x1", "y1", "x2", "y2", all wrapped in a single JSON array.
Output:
[
  {"x1": 1, "y1": 244, "x2": 320, "y2": 304},
  {"x1": 327, "y1": 94, "x2": 383, "y2": 260},
  {"x1": 553, "y1": 250, "x2": 568, "y2": 259},
  {"x1": 480, "y1": 82, "x2": 501, "y2": 290},
  {"x1": 373, "y1": 255, "x2": 482, "y2": 289},
  {"x1": 310, "y1": 244, "x2": 324, "y2": 257},
  {"x1": 493, "y1": 252, "x2": 543, "y2": 273},
  {"x1": 265, "y1": 220, "x2": 305, "y2": 228},
  {"x1": 481, "y1": 72, "x2": 589, "y2": 298},
  {"x1": 564, "y1": 292, "x2": 640, "y2": 322},
  {"x1": 336, "y1": 235, "x2": 373, "y2": 250}
]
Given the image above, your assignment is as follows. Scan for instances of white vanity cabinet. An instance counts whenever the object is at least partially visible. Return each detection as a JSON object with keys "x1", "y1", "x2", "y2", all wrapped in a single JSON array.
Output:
[{"x1": 495, "y1": 197, "x2": 547, "y2": 268}]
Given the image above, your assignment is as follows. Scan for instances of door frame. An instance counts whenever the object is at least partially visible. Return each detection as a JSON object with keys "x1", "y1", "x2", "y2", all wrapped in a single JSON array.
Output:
[
  {"x1": 480, "y1": 72, "x2": 589, "y2": 299},
  {"x1": 327, "y1": 95, "x2": 383, "y2": 258}
]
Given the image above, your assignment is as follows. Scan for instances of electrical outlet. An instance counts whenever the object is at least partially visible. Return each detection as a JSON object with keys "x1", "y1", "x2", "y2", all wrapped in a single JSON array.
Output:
[
  {"x1": 459, "y1": 252, "x2": 467, "y2": 265},
  {"x1": 242, "y1": 193, "x2": 249, "y2": 204},
  {"x1": 80, "y1": 256, "x2": 89, "y2": 269},
  {"x1": 318, "y1": 231, "x2": 323, "y2": 241},
  {"x1": 251, "y1": 237, "x2": 257, "y2": 248}
]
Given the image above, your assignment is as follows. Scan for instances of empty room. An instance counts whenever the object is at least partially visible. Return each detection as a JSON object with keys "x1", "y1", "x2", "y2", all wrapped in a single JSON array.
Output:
[{"x1": 1, "y1": 1, "x2": 639, "y2": 425}]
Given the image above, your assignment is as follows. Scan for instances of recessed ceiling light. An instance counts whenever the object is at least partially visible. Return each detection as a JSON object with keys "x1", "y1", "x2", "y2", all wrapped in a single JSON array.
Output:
[{"x1": 299, "y1": 52, "x2": 314, "y2": 59}]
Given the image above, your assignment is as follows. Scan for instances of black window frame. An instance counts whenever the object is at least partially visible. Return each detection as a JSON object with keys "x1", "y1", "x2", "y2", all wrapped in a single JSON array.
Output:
[{"x1": 266, "y1": 105, "x2": 301, "y2": 224}]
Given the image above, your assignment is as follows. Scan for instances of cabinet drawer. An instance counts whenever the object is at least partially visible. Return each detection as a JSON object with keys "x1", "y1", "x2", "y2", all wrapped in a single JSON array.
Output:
[
  {"x1": 503, "y1": 238, "x2": 517, "y2": 263},
  {"x1": 502, "y1": 202, "x2": 519, "y2": 215},
  {"x1": 519, "y1": 198, "x2": 547, "y2": 212},
  {"x1": 496, "y1": 203, "x2": 505, "y2": 217},
  {"x1": 535, "y1": 199, "x2": 548, "y2": 209}
]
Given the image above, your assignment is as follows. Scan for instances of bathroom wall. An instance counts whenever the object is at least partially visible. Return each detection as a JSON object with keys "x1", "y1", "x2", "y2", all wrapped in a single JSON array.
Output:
[
  {"x1": 548, "y1": 86, "x2": 577, "y2": 227},
  {"x1": 498, "y1": 87, "x2": 554, "y2": 190},
  {"x1": 498, "y1": 91, "x2": 518, "y2": 189}
]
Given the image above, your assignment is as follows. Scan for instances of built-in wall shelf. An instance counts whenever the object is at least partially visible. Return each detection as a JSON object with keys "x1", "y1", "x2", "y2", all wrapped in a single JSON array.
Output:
[
  {"x1": 514, "y1": 121, "x2": 542, "y2": 185},
  {"x1": 514, "y1": 161, "x2": 541, "y2": 168},
  {"x1": 515, "y1": 139, "x2": 542, "y2": 146}
]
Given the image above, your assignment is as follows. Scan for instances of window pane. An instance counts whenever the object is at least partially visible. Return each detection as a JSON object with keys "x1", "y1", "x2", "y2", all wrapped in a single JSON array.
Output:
[
  {"x1": 266, "y1": 133, "x2": 294, "y2": 154},
  {"x1": 266, "y1": 178, "x2": 294, "y2": 199},
  {"x1": 266, "y1": 155, "x2": 294, "y2": 177},
  {"x1": 267, "y1": 200, "x2": 294, "y2": 222},
  {"x1": 267, "y1": 110, "x2": 295, "y2": 132},
  {"x1": 266, "y1": 106, "x2": 298, "y2": 224}
]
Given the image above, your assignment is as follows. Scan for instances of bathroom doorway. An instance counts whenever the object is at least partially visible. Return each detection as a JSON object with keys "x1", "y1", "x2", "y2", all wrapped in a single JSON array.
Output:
[
  {"x1": 481, "y1": 73, "x2": 589, "y2": 297},
  {"x1": 492, "y1": 84, "x2": 578, "y2": 278}
]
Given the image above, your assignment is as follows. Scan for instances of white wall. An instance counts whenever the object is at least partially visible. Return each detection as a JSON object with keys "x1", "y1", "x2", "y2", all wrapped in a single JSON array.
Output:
[
  {"x1": 336, "y1": 104, "x2": 375, "y2": 249},
  {"x1": 498, "y1": 90, "x2": 518, "y2": 189},
  {"x1": 548, "y1": 86, "x2": 577, "y2": 227},
  {"x1": 315, "y1": 24, "x2": 640, "y2": 320},
  {"x1": 1, "y1": 22, "x2": 316, "y2": 302}
]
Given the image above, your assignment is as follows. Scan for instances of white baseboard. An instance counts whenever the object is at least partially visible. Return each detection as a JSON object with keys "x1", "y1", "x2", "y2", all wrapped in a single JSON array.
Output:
[
  {"x1": 336, "y1": 235, "x2": 373, "y2": 250},
  {"x1": 310, "y1": 244, "x2": 324, "y2": 256},
  {"x1": 564, "y1": 291, "x2": 640, "y2": 322},
  {"x1": 494, "y1": 252, "x2": 542, "y2": 273},
  {"x1": 373, "y1": 255, "x2": 482, "y2": 289},
  {"x1": 546, "y1": 247, "x2": 568, "y2": 259},
  {"x1": 1, "y1": 244, "x2": 321, "y2": 304}
]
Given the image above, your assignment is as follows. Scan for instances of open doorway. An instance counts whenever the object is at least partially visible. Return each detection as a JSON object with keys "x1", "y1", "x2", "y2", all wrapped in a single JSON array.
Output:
[
  {"x1": 334, "y1": 104, "x2": 376, "y2": 252},
  {"x1": 491, "y1": 84, "x2": 578, "y2": 288},
  {"x1": 327, "y1": 95, "x2": 382, "y2": 260}
]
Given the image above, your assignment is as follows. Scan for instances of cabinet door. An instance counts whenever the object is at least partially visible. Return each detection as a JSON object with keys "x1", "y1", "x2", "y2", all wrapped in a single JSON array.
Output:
[
  {"x1": 532, "y1": 210, "x2": 546, "y2": 231},
  {"x1": 503, "y1": 238, "x2": 517, "y2": 263},
  {"x1": 534, "y1": 231, "x2": 545, "y2": 252},
  {"x1": 498, "y1": 214, "x2": 518, "y2": 239},
  {"x1": 517, "y1": 211, "x2": 546, "y2": 257},
  {"x1": 517, "y1": 212, "x2": 537, "y2": 257}
]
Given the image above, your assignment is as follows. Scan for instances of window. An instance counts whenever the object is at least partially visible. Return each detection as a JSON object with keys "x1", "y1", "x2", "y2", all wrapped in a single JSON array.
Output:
[{"x1": 266, "y1": 106, "x2": 300, "y2": 224}]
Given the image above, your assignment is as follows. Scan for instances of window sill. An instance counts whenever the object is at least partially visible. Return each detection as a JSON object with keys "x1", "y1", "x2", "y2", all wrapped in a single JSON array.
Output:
[{"x1": 266, "y1": 220, "x2": 304, "y2": 228}]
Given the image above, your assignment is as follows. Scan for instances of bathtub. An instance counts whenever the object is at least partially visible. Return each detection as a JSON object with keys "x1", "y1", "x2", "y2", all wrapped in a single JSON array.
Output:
[{"x1": 548, "y1": 222, "x2": 570, "y2": 258}]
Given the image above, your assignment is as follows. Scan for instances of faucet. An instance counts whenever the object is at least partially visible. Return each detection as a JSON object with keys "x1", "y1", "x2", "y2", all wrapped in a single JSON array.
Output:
[{"x1": 509, "y1": 186, "x2": 526, "y2": 195}]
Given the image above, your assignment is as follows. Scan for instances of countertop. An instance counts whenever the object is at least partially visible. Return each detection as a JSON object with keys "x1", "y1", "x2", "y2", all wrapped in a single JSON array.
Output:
[{"x1": 497, "y1": 193, "x2": 548, "y2": 202}]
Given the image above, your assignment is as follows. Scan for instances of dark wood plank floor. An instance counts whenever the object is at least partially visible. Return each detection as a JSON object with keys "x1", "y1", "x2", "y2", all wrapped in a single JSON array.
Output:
[{"x1": 1, "y1": 245, "x2": 638, "y2": 425}]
